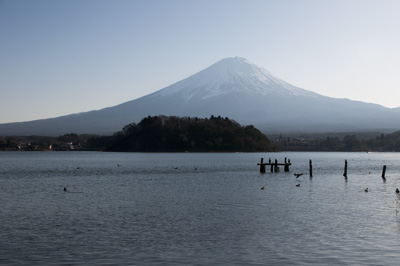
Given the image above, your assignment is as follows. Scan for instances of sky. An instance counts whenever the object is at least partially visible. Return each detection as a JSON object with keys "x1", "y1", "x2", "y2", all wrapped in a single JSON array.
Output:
[{"x1": 1, "y1": 0, "x2": 400, "y2": 123}]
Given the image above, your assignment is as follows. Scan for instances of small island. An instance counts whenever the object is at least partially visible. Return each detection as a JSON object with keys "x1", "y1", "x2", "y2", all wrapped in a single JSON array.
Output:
[{"x1": 87, "y1": 115, "x2": 275, "y2": 152}]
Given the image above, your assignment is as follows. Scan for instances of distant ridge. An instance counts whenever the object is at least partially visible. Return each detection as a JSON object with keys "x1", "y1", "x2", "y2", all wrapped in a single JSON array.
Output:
[{"x1": 1, "y1": 57, "x2": 400, "y2": 136}]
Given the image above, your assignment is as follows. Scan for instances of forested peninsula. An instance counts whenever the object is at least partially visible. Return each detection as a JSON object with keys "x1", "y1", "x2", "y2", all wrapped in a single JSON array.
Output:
[{"x1": 87, "y1": 115, "x2": 275, "y2": 152}]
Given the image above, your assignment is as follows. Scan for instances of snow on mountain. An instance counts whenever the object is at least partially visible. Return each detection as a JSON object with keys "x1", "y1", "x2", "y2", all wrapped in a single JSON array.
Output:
[{"x1": 153, "y1": 57, "x2": 318, "y2": 102}]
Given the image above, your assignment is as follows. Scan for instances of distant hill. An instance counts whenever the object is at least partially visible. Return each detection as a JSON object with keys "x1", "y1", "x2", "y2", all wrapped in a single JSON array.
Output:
[
  {"x1": 87, "y1": 115, "x2": 275, "y2": 152},
  {"x1": 276, "y1": 129, "x2": 400, "y2": 152},
  {"x1": 1, "y1": 57, "x2": 400, "y2": 136}
]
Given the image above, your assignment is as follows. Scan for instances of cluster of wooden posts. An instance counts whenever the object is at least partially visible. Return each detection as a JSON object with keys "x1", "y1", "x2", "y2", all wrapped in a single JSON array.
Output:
[
  {"x1": 257, "y1": 157, "x2": 292, "y2": 173},
  {"x1": 258, "y1": 158, "x2": 387, "y2": 180}
]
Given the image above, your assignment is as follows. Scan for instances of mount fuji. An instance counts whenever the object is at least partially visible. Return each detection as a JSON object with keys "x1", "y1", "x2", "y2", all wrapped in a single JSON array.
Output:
[{"x1": 1, "y1": 57, "x2": 400, "y2": 136}]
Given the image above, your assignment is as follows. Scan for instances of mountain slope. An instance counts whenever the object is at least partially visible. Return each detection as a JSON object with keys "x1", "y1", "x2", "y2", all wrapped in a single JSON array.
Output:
[{"x1": 1, "y1": 57, "x2": 400, "y2": 136}]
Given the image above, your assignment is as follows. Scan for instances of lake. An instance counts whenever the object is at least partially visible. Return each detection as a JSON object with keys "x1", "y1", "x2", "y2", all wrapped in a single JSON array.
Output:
[{"x1": 1, "y1": 151, "x2": 400, "y2": 265}]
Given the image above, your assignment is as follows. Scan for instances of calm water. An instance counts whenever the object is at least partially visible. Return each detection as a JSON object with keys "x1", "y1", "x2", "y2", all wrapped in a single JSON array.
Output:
[{"x1": 1, "y1": 151, "x2": 400, "y2": 265}]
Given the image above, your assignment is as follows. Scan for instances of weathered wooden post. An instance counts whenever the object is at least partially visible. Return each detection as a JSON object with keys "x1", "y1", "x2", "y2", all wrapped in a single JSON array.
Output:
[
  {"x1": 343, "y1": 160, "x2": 347, "y2": 178},
  {"x1": 309, "y1": 159, "x2": 313, "y2": 177},
  {"x1": 382, "y1": 165, "x2": 387, "y2": 179},
  {"x1": 284, "y1": 157, "x2": 290, "y2": 172},
  {"x1": 269, "y1": 158, "x2": 273, "y2": 172},
  {"x1": 287, "y1": 159, "x2": 291, "y2": 172},
  {"x1": 257, "y1": 158, "x2": 266, "y2": 173},
  {"x1": 274, "y1": 159, "x2": 278, "y2": 172},
  {"x1": 284, "y1": 157, "x2": 287, "y2": 172}
]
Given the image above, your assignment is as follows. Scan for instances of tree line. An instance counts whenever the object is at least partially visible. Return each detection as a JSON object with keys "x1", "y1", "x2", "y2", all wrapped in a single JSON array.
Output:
[
  {"x1": 0, "y1": 133, "x2": 90, "y2": 151},
  {"x1": 3, "y1": 116, "x2": 400, "y2": 152},
  {"x1": 277, "y1": 131, "x2": 400, "y2": 152}
]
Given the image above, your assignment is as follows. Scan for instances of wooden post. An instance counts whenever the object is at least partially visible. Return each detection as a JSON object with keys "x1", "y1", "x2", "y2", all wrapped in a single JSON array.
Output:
[
  {"x1": 284, "y1": 157, "x2": 289, "y2": 172},
  {"x1": 257, "y1": 158, "x2": 266, "y2": 173},
  {"x1": 309, "y1": 159, "x2": 313, "y2": 177},
  {"x1": 260, "y1": 158, "x2": 265, "y2": 173},
  {"x1": 343, "y1": 160, "x2": 347, "y2": 178},
  {"x1": 274, "y1": 159, "x2": 278, "y2": 172},
  {"x1": 382, "y1": 165, "x2": 387, "y2": 179},
  {"x1": 270, "y1": 158, "x2": 273, "y2": 172},
  {"x1": 287, "y1": 159, "x2": 290, "y2": 172}
]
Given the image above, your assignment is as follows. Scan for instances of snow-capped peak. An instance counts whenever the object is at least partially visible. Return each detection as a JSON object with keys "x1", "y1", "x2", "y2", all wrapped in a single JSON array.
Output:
[{"x1": 153, "y1": 57, "x2": 317, "y2": 101}]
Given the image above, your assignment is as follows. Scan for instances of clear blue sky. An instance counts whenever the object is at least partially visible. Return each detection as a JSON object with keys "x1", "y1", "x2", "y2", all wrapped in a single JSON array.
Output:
[{"x1": 1, "y1": 0, "x2": 400, "y2": 123}]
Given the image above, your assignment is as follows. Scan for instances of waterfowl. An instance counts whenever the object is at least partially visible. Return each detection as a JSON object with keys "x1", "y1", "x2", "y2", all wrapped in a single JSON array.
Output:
[
  {"x1": 261, "y1": 186, "x2": 265, "y2": 190},
  {"x1": 294, "y1": 173, "x2": 303, "y2": 178},
  {"x1": 396, "y1": 188, "x2": 399, "y2": 194},
  {"x1": 365, "y1": 188, "x2": 369, "y2": 192},
  {"x1": 63, "y1": 187, "x2": 67, "y2": 192},
  {"x1": 296, "y1": 184, "x2": 300, "y2": 187}
]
